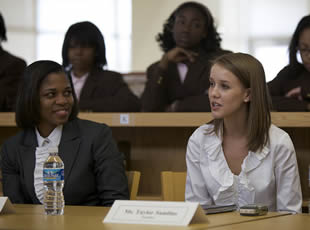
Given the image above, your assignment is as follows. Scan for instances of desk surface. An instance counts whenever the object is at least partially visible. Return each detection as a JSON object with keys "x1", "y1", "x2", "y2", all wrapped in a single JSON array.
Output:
[
  {"x1": 0, "y1": 204, "x2": 290, "y2": 230},
  {"x1": 0, "y1": 112, "x2": 310, "y2": 127},
  {"x1": 214, "y1": 214, "x2": 310, "y2": 230}
]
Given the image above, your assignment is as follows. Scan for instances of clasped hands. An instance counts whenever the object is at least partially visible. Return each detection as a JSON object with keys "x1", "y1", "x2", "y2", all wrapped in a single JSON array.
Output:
[{"x1": 159, "y1": 47, "x2": 198, "y2": 70}]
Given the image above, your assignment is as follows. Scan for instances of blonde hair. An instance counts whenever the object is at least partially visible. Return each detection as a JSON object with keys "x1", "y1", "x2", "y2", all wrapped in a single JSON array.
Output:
[{"x1": 210, "y1": 53, "x2": 271, "y2": 152}]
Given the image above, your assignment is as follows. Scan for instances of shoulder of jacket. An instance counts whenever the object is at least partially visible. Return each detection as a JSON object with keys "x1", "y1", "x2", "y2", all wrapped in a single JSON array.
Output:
[{"x1": 75, "y1": 118, "x2": 109, "y2": 132}]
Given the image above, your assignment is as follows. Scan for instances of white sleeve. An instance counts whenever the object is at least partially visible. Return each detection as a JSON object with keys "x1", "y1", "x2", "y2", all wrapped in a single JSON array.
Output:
[
  {"x1": 185, "y1": 130, "x2": 212, "y2": 206},
  {"x1": 274, "y1": 133, "x2": 302, "y2": 213}
]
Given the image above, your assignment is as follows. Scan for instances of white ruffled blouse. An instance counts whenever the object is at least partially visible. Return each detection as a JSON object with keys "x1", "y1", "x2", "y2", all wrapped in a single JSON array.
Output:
[
  {"x1": 34, "y1": 126, "x2": 62, "y2": 203},
  {"x1": 185, "y1": 123, "x2": 302, "y2": 213}
]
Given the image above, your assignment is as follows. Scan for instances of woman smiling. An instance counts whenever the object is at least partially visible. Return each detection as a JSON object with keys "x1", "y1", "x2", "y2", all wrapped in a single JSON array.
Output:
[{"x1": 1, "y1": 60, "x2": 129, "y2": 206}]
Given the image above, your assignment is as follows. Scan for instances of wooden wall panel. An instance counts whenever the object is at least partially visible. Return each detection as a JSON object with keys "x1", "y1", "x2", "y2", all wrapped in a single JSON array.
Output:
[{"x1": 0, "y1": 113, "x2": 309, "y2": 201}]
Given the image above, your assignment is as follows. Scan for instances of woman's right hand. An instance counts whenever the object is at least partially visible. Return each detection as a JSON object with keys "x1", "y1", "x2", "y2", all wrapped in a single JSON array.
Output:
[
  {"x1": 285, "y1": 86, "x2": 303, "y2": 101},
  {"x1": 159, "y1": 47, "x2": 198, "y2": 70}
]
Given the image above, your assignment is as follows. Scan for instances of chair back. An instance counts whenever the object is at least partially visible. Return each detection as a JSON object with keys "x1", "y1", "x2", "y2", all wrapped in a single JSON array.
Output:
[
  {"x1": 126, "y1": 171, "x2": 141, "y2": 200},
  {"x1": 0, "y1": 168, "x2": 2, "y2": 196},
  {"x1": 161, "y1": 171, "x2": 186, "y2": 201}
]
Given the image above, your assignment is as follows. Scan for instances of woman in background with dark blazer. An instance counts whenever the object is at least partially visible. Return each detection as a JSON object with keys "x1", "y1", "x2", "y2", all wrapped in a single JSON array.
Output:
[
  {"x1": 0, "y1": 13, "x2": 26, "y2": 111},
  {"x1": 141, "y1": 1, "x2": 229, "y2": 112},
  {"x1": 268, "y1": 15, "x2": 310, "y2": 111},
  {"x1": 62, "y1": 21, "x2": 141, "y2": 112},
  {"x1": 0, "y1": 60, "x2": 129, "y2": 206}
]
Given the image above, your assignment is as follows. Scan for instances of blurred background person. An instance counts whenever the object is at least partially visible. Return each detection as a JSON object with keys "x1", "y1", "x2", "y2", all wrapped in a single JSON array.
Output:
[
  {"x1": 62, "y1": 21, "x2": 140, "y2": 112},
  {"x1": 141, "y1": 1, "x2": 230, "y2": 112},
  {"x1": 0, "y1": 12, "x2": 26, "y2": 111},
  {"x1": 268, "y1": 15, "x2": 310, "y2": 111}
]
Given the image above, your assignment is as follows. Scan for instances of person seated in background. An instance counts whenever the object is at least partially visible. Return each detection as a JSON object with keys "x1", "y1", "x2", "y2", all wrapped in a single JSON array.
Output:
[
  {"x1": 62, "y1": 21, "x2": 141, "y2": 112},
  {"x1": 185, "y1": 53, "x2": 302, "y2": 213},
  {"x1": 0, "y1": 12, "x2": 26, "y2": 111},
  {"x1": 141, "y1": 1, "x2": 230, "y2": 112},
  {"x1": 268, "y1": 15, "x2": 310, "y2": 111},
  {"x1": 0, "y1": 60, "x2": 129, "y2": 206}
]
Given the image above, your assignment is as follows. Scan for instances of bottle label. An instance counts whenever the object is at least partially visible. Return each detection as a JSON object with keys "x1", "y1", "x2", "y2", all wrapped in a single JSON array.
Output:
[{"x1": 43, "y1": 168, "x2": 64, "y2": 182}]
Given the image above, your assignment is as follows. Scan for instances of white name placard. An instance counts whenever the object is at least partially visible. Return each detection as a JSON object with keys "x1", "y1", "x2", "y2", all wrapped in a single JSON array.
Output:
[
  {"x1": 103, "y1": 200, "x2": 208, "y2": 226},
  {"x1": 120, "y1": 114, "x2": 130, "y2": 125},
  {"x1": 0, "y1": 197, "x2": 15, "y2": 214}
]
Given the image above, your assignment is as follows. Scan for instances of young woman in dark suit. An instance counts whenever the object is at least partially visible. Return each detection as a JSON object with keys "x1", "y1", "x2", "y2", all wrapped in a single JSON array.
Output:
[
  {"x1": 141, "y1": 1, "x2": 230, "y2": 112},
  {"x1": 62, "y1": 21, "x2": 140, "y2": 112},
  {"x1": 0, "y1": 60, "x2": 129, "y2": 206},
  {"x1": 0, "y1": 13, "x2": 26, "y2": 111},
  {"x1": 268, "y1": 15, "x2": 310, "y2": 111}
]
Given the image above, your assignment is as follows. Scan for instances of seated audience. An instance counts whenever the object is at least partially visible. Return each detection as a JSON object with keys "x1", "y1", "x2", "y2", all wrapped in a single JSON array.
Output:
[
  {"x1": 0, "y1": 12, "x2": 26, "y2": 111},
  {"x1": 0, "y1": 60, "x2": 129, "y2": 206},
  {"x1": 141, "y1": 1, "x2": 230, "y2": 112},
  {"x1": 185, "y1": 53, "x2": 302, "y2": 213},
  {"x1": 62, "y1": 21, "x2": 140, "y2": 112},
  {"x1": 268, "y1": 15, "x2": 310, "y2": 111}
]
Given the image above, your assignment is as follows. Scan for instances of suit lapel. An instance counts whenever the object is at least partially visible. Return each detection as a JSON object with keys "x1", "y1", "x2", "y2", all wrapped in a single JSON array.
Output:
[
  {"x1": 184, "y1": 51, "x2": 209, "y2": 87},
  {"x1": 58, "y1": 119, "x2": 81, "y2": 191},
  {"x1": 0, "y1": 48, "x2": 13, "y2": 74},
  {"x1": 166, "y1": 64, "x2": 184, "y2": 99},
  {"x1": 19, "y1": 129, "x2": 39, "y2": 202},
  {"x1": 79, "y1": 69, "x2": 99, "y2": 100}
]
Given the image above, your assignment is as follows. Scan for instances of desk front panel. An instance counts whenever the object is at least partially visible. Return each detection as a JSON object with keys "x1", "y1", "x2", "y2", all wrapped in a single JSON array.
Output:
[
  {"x1": 0, "y1": 113, "x2": 309, "y2": 200},
  {"x1": 112, "y1": 127, "x2": 310, "y2": 201},
  {"x1": 0, "y1": 204, "x2": 290, "y2": 230}
]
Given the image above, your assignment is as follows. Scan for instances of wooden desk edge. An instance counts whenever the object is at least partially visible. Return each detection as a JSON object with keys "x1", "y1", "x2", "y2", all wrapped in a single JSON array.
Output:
[{"x1": 0, "y1": 112, "x2": 309, "y2": 127}]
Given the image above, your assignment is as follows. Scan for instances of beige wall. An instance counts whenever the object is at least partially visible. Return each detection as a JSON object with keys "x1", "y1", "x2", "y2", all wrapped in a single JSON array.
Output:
[
  {"x1": 1, "y1": 0, "x2": 309, "y2": 72},
  {"x1": 131, "y1": 0, "x2": 220, "y2": 72},
  {"x1": 0, "y1": 0, "x2": 36, "y2": 65}
]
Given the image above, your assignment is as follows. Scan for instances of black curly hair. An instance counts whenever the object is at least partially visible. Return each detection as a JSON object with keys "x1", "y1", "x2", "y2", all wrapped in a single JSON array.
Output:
[{"x1": 156, "y1": 1, "x2": 222, "y2": 53}]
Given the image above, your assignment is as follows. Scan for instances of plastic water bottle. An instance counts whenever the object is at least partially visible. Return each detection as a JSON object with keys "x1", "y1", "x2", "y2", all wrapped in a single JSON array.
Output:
[{"x1": 43, "y1": 147, "x2": 64, "y2": 215}]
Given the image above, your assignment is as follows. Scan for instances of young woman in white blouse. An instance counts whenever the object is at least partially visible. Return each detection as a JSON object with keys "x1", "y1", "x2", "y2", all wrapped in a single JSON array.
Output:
[{"x1": 185, "y1": 52, "x2": 302, "y2": 213}]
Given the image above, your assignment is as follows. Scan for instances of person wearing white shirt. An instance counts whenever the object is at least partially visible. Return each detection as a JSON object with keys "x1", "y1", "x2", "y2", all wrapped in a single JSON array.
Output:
[{"x1": 185, "y1": 53, "x2": 302, "y2": 213}]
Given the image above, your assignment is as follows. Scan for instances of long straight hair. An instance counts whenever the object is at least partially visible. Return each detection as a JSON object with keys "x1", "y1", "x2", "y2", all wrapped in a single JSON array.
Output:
[
  {"x1": 210, "y1": 53, "x2": 271, "y2": 152},
  {"x1": 62, "y1": 21, "x2": 107, "y2": 69}
]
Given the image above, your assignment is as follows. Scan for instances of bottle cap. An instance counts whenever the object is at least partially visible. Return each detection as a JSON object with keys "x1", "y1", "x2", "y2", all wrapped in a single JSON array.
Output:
[{"x1": 48, "y1": 146, "x2": 58, "y2": 153}]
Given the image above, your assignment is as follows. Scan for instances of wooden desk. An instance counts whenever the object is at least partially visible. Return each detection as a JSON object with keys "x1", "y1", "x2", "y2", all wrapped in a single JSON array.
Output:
[
  {"x1": 0, "y1": 113, "x2": 309, "y2": 200},
  {"x1": 0, "y1": 204, "x2": 290, "y2": 230},
  {"x1": 0, "y1": 112, "x2": 310, "y2": 127},
  {"x1": 213, "y1": 214, "x2": 310, "y2": 230}
]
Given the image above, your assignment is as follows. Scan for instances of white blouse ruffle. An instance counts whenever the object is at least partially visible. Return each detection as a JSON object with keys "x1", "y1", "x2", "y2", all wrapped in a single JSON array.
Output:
[{"x1": 185, "y1": 123, "x2": 302, "y2": 213}]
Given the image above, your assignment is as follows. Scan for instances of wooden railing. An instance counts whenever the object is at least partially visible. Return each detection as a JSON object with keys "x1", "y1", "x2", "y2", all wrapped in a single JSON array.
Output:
[{"x1": 0, "y1": 112, "x2": 309, "y2": 127}]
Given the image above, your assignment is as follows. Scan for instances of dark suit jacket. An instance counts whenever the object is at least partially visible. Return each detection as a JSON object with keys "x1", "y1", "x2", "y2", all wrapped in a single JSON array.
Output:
[
  {"x1": 0, "y1": 118, "x2": 129, "y2": 206},
  {"x1": 141, "y1": 49, "x2": 229, "y2": 112},
  {"x1": 73, "y1": 68, "x2": 141, "y2": 112},
  {"x1": 268, "y1": 64, "x2": 310, "y2": 111},
  {"x1": 0, "y1": 47, "x2": 26, "y2": 111}
]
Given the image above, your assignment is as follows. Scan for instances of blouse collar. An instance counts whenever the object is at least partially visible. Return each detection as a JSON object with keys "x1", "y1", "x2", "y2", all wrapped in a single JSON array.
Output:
[
  {"x1": 202, "y1": 124, "x2": 270, "y2": 174},
  {"x1": 35, "y1": 125, "x2": 63, "y2": 147}
]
